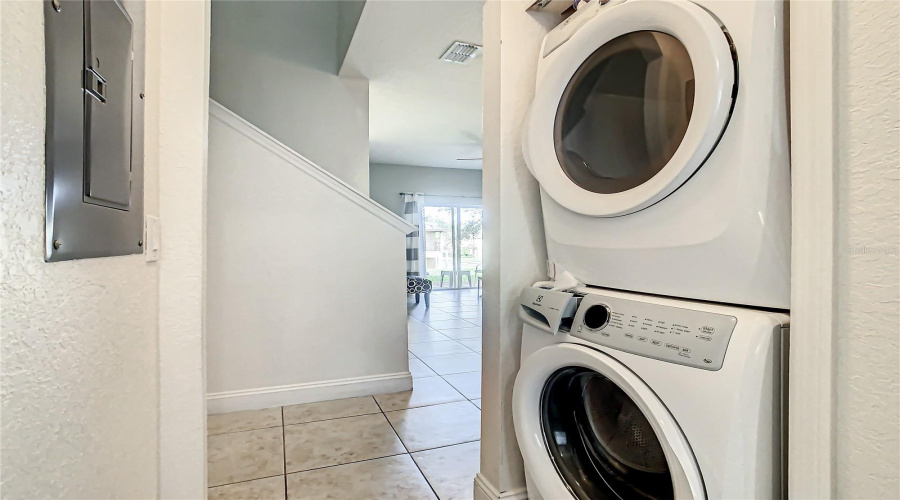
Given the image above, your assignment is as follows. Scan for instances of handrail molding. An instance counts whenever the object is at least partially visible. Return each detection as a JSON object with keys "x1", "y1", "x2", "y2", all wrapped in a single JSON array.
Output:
[{"x1": 209, "y1": 99, "x2": 416, "y2": 234}]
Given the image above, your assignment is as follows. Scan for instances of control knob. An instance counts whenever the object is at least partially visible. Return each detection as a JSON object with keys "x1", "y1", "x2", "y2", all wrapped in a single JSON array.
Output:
[{"x1": 583, "y1": 304, "x2": 611, "y2": 330}]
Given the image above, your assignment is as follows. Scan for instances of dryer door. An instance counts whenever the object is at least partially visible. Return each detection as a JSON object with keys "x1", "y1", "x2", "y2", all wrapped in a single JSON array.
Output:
[
  {"x1": 513, "y1": 343, "x2": 705, "y2": 499},
  {"x1": 524, "y1": 0, "x2": 735, "y2": 217}
]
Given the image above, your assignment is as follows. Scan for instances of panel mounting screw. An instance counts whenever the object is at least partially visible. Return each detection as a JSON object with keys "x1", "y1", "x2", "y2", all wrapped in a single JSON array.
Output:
[
  {"x1": 53, "y1": 240, "x2": 62, "y2": 250},
  {"x1": 138, "y1": 240, "x2": 143, "y2": 247},
  {"x1": 51, "y1": 0, "x2": 61, "y2": 12},
  {"x1": 139, "y1": 93, "x2": 145, "y2": 99}
]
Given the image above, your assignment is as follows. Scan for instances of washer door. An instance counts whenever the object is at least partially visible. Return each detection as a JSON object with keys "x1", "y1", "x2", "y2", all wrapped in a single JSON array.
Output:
[
  {"x1": 513, "y1": 344, "x2": 705, "y2": 499},
  {"x1": 524, "y1": 0, "x2": 735, "y2": 217}
]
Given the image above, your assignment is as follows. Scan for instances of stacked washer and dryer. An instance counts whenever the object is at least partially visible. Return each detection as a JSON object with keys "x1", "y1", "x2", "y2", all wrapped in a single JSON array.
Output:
[{"x1": 512, "y1": 0, "x2": 791, "y2": 499}]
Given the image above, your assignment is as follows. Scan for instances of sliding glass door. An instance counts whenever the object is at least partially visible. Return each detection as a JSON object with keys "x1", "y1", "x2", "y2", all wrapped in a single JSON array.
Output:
[{"x1": 423, "y1": 205, "x2": 483, "y2": 289}]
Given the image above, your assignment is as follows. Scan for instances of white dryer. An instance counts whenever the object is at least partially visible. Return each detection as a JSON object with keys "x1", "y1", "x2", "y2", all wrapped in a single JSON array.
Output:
[
  {"x1": 522, "y1": 0, "x2": 791, "y2": 309},
  {"x1": 513, "y1": 285, "x2": 788, "y2": 499}
]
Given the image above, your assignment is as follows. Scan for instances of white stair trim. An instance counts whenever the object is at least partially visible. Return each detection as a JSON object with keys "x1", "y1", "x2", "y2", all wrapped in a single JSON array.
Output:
[
  {"x1": 209, "y1": 99, "x2": 415, "y2": 234},
  {"x1": 207, "y1": 371, "x2": 412, "y2": 414}
]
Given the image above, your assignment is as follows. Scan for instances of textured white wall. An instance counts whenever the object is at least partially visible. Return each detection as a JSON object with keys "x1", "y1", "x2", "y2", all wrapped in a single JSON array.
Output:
[
  {"x1": 210, "y1": 1, "x2": 370, "y2": 194},
  {"x1": 479, "y1": 2, "x2": 556, "y2": 495},
  {"x1": 206, "y1": 106, "x2": 410, "y2": 410},
  {"x1": 834, "y1": 1, "x2": 900, "y2": 497},
  {"x1": 0, "y1": 2, "x2": 159, "y2": 498}
]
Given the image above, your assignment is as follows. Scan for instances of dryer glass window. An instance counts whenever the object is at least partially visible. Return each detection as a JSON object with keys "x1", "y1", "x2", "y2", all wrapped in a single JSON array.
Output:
[
  {"x1": 555, "y1": 31, "x2": 695, "y2": 195},
  {"x1": 541, "y1": 367, "x2": 674, "y2": 500}
]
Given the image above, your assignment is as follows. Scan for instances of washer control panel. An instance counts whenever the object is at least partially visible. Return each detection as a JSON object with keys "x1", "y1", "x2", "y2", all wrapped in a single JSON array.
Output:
[{"x1": 571, "y1": 293, "x2": 737, "y2": 371}]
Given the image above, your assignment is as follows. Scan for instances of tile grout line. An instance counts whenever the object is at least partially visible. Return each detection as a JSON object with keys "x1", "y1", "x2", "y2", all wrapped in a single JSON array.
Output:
[
  {"x1": 207, "y1": 423, "x2": 283, "y2": 437},
  {"x1": 381, "y1": 398, "x2": 470, "y2": 413},
  {"x1": 209, "y1": 472, "x2": 286, "y2": 490},
  {"x1": 409, "y1": 438, "x2": 482, "y2": 455},
  {"x1": 409, "y1": 452, "x2": 442, "y2": 500},
  {"x1": 437, "y1": 372, "x2": 470, "y2": 402},
  {"x1": 373, "y1": 396, "x2": 409, "y2": 454},
  {"x1": 208, "y1": 404, "x2": 479, "y2": 490},
  {"x1": 283, "y1": 410, "x2": 383, "y2": 428},
  {"x1": 375, "y1": 394, "x2": 442, "y2": 500},
  {"x1": 438, "y1": 370, "x2": 482, "y2": 407},
  {"x1": 404, "y1": 292, "x2": 483, "y2": 497},
  {"x1": 286, "y1": 451, "x2": 411, "y2": 475},
  {"x1": 212, "y1": 409, "x2": 386, "y2": 439},
  {"x1": 281, "y1": 406, "x2": 287, "y2": 500},
  {"x1": 410, "y1": 294, "x2": 482, "y2": 407},
  {"x1": 281, "y1": 407, "x2": 412, "y2": 480}
]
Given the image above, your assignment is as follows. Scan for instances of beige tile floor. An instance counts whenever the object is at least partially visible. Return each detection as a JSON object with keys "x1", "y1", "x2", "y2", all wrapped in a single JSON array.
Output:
[{"x1": 207, "y1": 289, "x2": 483, "y2": 499}]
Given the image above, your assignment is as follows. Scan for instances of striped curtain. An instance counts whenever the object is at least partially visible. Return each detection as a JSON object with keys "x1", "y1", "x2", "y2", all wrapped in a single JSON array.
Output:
[{"x1": 402, "y1": 193, "x2": 426, "y2": 277}]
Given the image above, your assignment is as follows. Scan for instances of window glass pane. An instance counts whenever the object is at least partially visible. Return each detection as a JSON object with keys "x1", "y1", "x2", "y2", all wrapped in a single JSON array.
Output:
[
  {"x1": 555, "y1": 31, "x2": 695, "y2": 194},
  {"x1": 423, "y1": 206, "x2": 482, "y2": 289},
  {"x1": 423, "y1": 206, "x2": 455, "y2": 286},
  {"x1": 459, "y1": 207, "x2": 483, "y2": 289}
]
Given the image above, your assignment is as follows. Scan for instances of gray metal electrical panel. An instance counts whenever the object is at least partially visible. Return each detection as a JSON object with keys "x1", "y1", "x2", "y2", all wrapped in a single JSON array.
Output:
[{"x1": 44, "y1": 0, "x2": 144, "y2": 262}]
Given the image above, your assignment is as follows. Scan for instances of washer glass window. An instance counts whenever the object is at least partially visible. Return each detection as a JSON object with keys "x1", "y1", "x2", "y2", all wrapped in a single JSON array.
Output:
[
  {"x1": 554, "y1": 31, "x2": 695, "y2": 194},
  {"x1": 541, "y1": 367, "x2": 674, "y2": 499}
]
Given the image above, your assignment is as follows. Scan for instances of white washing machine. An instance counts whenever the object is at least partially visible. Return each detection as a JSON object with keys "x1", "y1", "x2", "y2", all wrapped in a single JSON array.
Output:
[
  {"x1": 513, "y1": 285, "x2": 788, "y2": 499},
  {"x1": 522, "y1": 0, "x2": 791, "y2": 309}
]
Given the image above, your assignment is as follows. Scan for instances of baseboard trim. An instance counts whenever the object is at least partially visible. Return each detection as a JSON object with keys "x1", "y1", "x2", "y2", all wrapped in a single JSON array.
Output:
[
  {"x1": 474, "y1": 473, "x2": 528, "y2": 500},
  {"x1": 207, "y1": 372, "x2": 412, "y2": 414}
]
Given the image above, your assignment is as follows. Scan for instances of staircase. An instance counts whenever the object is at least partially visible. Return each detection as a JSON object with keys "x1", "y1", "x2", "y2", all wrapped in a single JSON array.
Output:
[{"x1": 206, "y1": 101, "x2": 414, "y2": 413}]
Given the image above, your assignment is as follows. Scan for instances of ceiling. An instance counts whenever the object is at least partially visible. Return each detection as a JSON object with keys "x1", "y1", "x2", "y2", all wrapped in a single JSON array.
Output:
[{"x1": 340, "y1": 0, "x2": 484, "y2": 170}]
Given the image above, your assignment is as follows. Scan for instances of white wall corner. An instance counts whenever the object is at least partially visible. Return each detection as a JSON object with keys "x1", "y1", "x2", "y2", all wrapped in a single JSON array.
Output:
[
  {"x1": 788, "y1": 1, "x2": 838, "y2": 498},
  {"x1": 480, "y1": 0, "x2": 557, "y2": 496},
  {"x1": 153, "y1": 1, "x2": 211, "y2": 498}
]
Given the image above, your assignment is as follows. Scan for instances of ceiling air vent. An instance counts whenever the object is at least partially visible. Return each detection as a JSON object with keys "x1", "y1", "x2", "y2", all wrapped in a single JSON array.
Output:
[{"x1": 440, "y1": 41, "x2": 483, "y2": 64}]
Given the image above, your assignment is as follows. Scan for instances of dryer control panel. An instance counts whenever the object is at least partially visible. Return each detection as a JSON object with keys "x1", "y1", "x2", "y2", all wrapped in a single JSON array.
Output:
[{"x1": 571, "y1": 293, "x2": 737, "y2": 371}]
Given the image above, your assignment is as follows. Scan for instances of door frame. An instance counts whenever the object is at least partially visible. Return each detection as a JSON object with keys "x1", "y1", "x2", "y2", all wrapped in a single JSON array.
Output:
[{"x1": 788, "y1": 2, "x2": 838, "y2": 498}]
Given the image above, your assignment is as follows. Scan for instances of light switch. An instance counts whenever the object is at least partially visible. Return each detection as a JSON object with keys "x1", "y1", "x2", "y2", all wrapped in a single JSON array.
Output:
[{"x1": 144, "y1": 215, "x2": 160, "y2": 262}]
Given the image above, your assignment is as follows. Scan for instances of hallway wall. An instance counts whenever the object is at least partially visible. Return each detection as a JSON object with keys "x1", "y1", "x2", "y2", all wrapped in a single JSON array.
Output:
[
  {"x1": 369, "y1": 163, "x2": 483, "y2": 217},
  {"x1": 0, "y1": 2, "x2": 159, "y2": 498},
  {"x1": 833, "y1": 1, "x2": 900, "y2": 496},
  {"x1": 206, "y1": 104, "x2": 412, "y2": 413},
  {"x1": 210, "y1": 1, "x2": 370, "y2": 193}
]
